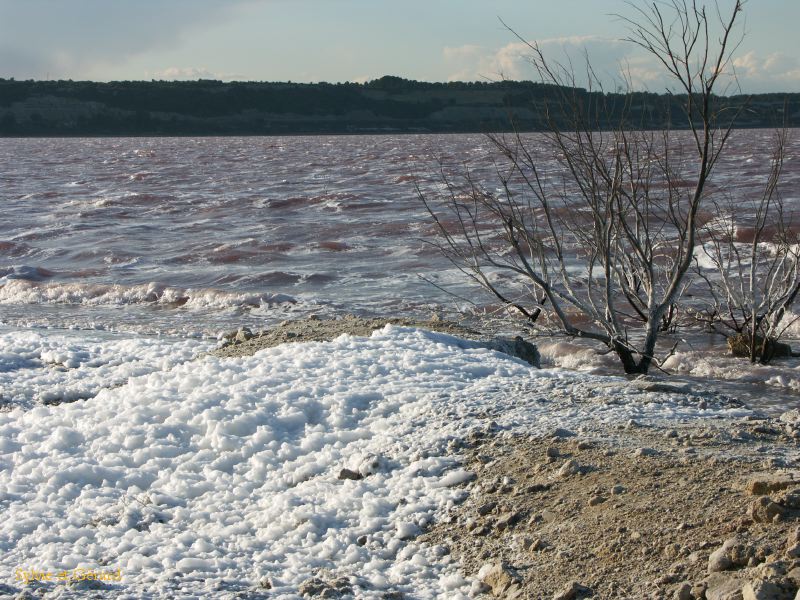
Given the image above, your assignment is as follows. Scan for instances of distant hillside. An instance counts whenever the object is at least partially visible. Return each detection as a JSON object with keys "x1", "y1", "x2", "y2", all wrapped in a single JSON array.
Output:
[{"x1": 0, "y1": 76, "x2": 797, "y2": 136}]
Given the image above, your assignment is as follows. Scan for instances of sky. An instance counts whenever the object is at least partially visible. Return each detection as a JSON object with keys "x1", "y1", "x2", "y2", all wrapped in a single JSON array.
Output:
[{"x1": 0, "y1": 0, "x2": 798, "y2": 93}]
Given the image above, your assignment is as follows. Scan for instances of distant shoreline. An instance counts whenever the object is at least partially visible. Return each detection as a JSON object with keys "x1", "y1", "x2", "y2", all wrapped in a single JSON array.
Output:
[{"x1": 1, "y1": 76, "x2": 796, "y2": 137}]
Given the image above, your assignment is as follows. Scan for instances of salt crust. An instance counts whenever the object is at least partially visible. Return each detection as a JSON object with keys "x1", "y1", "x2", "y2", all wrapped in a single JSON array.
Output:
[{"x1": 0, "y1": 325, "x2": 748, "y2": 598}]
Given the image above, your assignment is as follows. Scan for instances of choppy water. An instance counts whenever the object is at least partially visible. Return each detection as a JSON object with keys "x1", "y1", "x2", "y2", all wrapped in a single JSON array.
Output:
[
  {"x1": 0, "y1": 135, "x2": 475, "y2": 334},
  {"x1": 2, "y1": 131, "x2": 799, "y2": 336}
]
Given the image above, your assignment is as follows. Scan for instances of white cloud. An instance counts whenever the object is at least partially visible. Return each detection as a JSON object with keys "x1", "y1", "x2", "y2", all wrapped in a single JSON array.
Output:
[
  {"x1": 444, "y1": 35, "x2": 800, "y2": 94},
  {"x1": 147, "y1": 67, "x2": 242, "y2": 81},
  {"x1": 732, "y1": 51, "x2": 800, "y2": 92},
  {"x1": 443, "y1": 36, "x2": 660, "y2": 89}
]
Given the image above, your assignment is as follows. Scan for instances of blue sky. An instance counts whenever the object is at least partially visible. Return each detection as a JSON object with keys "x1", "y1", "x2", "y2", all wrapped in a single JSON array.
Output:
[{"x1": 0, "y1": 0, "x2": 798, "y2": 93}]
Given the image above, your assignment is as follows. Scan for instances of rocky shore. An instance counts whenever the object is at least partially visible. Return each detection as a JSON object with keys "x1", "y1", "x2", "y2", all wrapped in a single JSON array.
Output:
[{"x1": 422, "y1": 411, "x2": 800, "y2": 600}]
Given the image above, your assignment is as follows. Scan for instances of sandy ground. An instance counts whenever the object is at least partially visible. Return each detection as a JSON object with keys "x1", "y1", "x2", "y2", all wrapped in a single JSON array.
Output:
[
  {"x1": 211, "y1": 315, "x2": 541, "y2": 366},
  {"x1": 421, "y1": 416, "x2": 800, "y2": 600},
  {"x1": 211, "y1": 315, "x2": 480, "y2": 358}
]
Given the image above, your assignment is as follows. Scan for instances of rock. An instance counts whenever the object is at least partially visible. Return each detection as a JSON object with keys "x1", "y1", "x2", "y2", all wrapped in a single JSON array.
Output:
[
  {"x1": 259, "y1": 577, "x2": 273, "y2": 589},
  {"x1": 478, "y1": 563, "x2": 522, "y2": 598},
  {"x1": 749, "y1": 496, "x2": 785, "y2": 523},
  {"x1": 553, "y1": 581, "x2": 590, "y2": 600},
  {"x1": 356, "y1": 535, "x2": 367, "y2": 546},
  {"x1": 337, "y1": 468, "x2": 363, "y2": 481},
  {"x1": 588, "y1": 495, "x2": 606, "y2": 507},
  {"x1": 746, "y1": 474, "x2": 800, "y2": 495},
  {"x1": 709, "y1": 538, "x2": 752, "y2": 572},
  {"x1": 742, "y1": 580, "x2": 787, "y2": 600},
  {"x1": 611, "y1": 485, "x2": 626, "y2": 495},
  {"x1": 634, "y1": 447, "x2": 659, "y2": 457},
  {"x1": 552, "y1": 428, "x2": 576, "y2": 438},
  {"x1": 477, "y1": 501, "x2": 498, "y2": 516},
  {"x1": 728, "y1": 333, "x2": 792, "y2": 360},
  {"x1": 704, "y1": 572, "x2": 745, "y2": 600},
  {"x1": 779, "y1": 409, "x2": 800, "y2": 424},
  {"x1": 546, "y1": 446, "x2": 561, "y2": 459},
  {"x1": 298, "y1": 575, "x2": 352, "y2": 598},
  {"x1": 512, "y1": 336, "x2": 541, "y2": 368},
  {"x1": 487, "y1": 337, "x2": 541, "y2": 367},
  {"x1": 558, "y1": 459, "x2": 581, "y2": 478},
  {"x1": 525, "y1": 538, "x2": 548, "y2": 552},
  {"x1": 788, "y1": 527, "x2": 800, "y2": 546},
  {"x1": 234, "y1": 327, "x2": 253, "y2": 343},
  {"x1": 541, "y1": 509, "x2": 559, "y2": 524},
  {"x1": 674, "y1": 582, "x2": 692, "y2": 600},
  {"x1": 775, "y1": 488, "x2": 800, "y2": 509},
  {"x1": 496, "y1": 512, "x2": 521, "y2": 531}
]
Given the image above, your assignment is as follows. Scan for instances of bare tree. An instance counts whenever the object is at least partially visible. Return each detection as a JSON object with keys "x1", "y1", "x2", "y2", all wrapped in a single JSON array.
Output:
[
  {"x1": 419, "y1": 0, "x2": 749, "y2": 374},
  {"x1": 691, "y1": 128, "x2": 799, "y2": 363}
]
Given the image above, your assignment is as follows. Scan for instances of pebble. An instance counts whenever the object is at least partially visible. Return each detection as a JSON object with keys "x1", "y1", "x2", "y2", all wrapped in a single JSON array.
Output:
[
  {"x1": 552, "y1": 428, "x2": 576, "y2": 438},
  {"x1": 558, "y1": 459, "x2": 580, "y2": 477},
  {"x1": 478, "y1": 563, "x2": 523, "y2": 598},
  {"x1": 742, "y1": 580, "x2": 784, "y2": 600},
  {"x1": 674, "y1": 582, "x2": 692, "y2": 600},
  {"x1": 477, "y1": 501, "x2": 497, "y2": 516},
  {"x1": 496, "y1": 512, "x2": 521, "y2": 530},
  {"x1": 552, "y1": 581, "x2": 589, "y2": 600},
  {"x1": 748, "y1": 496, "x2": 785, "y2": 523},
  {"x1": 634, "y1": 447, "x2": 659, "y2": 457},
  {"x1": 337, "y1": 468, "x2": 363, "y2": 481}
]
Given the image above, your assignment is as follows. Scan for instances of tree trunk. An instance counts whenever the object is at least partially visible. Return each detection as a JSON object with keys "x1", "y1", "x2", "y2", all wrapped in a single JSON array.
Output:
[{"x1": 613, "y1": 341, "x2": 650, "y2": 374}]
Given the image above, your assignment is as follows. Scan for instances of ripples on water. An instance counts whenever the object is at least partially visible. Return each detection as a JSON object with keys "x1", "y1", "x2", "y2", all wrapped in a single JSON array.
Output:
[
  {"x1": 2, "y1": 132, "x2": 800, "y2": 410},
  {"x1": 1, "y1": 134, "x2": 490, "y2": 334}
]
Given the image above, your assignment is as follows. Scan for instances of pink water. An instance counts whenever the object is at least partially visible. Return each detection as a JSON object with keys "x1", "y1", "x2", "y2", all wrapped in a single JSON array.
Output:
[{"x1": 1, "y1": 132, "x2": 798, "y2": 338}]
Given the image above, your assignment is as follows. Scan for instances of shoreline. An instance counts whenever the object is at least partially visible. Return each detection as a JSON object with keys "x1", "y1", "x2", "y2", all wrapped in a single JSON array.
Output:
[{"x1": 422, "y1": 413, "x2": 800, "y2": 599}]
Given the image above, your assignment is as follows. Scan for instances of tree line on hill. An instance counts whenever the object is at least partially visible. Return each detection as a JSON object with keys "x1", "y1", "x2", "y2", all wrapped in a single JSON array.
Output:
[{"x1": 0, "y1": 75, "x2": 796, "y2": 136}]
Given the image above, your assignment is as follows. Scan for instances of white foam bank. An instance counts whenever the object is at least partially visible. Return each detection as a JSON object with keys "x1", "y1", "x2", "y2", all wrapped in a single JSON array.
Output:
[
  {"x1": 0, "y1": 328, "x2": 211, "y2": 409},
  {"x1": 0, "y1": 326, "x2": 750, "y2": 599}
]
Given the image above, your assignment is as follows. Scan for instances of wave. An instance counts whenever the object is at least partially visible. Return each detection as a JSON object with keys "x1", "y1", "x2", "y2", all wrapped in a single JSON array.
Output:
[
  {"x1": 0, "y1": 265, "x2": 56, "y2": 282},
  {"x1": 0, "y1": 280, "x2": 296, "y2": 310}
]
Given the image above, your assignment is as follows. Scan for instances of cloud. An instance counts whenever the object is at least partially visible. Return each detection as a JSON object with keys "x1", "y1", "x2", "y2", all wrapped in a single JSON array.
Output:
[
  {"x1": 444, "y1": 35, "x2": 658, "y2": 88},
  {"x1": 0, "y1": 0, "x2": 253, "y2": 80},
  {"x1": 147, "y1": 67, "x2": 244, "y2": 81},
  {"x1": 732, "y1": 51, "x2": 800, "y2": 92},
  {"x1": 444, "y1": 34, "x2": 800, "y2": 94}
]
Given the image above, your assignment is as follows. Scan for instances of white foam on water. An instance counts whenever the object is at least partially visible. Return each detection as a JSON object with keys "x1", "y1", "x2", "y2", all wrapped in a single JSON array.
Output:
[{"x1": 0, "y1": 280, "x2": 296, "y2": 311}]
